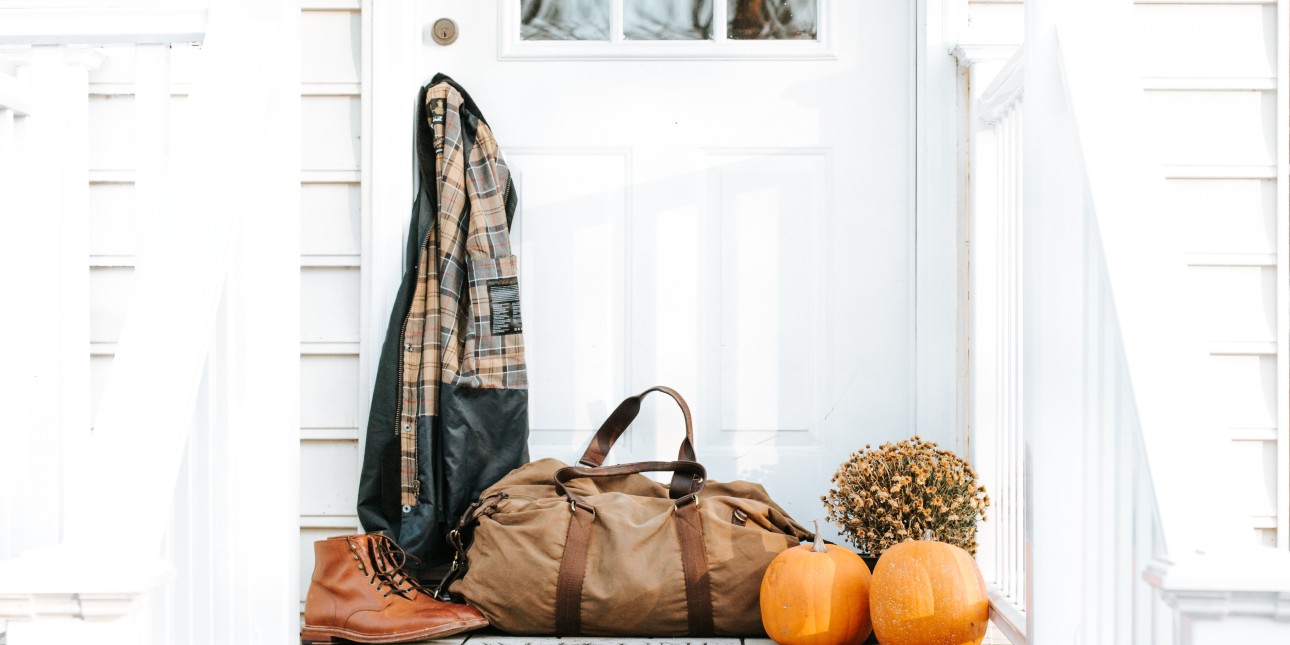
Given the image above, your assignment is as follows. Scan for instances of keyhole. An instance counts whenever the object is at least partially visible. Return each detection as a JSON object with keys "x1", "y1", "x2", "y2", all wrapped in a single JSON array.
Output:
[{"x1": 430, "y1": 18, "x2": 458, "y2": 46}]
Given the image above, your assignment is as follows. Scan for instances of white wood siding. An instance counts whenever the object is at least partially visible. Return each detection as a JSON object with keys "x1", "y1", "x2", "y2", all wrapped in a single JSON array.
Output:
[
  {"x1": 1134, "y1": 0, "x2": 1287, "y2": 549},
  {"x1": 297, "y1": 0, "x2": 365, "y2": 617},
  {"x1": 964, "y1": 0, "x2": 1287, "y2": 551}
]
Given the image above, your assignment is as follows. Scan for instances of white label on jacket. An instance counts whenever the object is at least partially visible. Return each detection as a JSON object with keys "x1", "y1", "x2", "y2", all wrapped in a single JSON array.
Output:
[{"x1": 487, "y1": 277, "x2": 522, "y2": 335}]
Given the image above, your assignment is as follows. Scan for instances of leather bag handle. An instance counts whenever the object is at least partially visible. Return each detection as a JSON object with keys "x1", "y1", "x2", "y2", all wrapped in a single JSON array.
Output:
[
  {"x1": 575, "y1": 386, "x2": 700, "y2": 499},
  {"x1": 554, "y1": 460, "x2": 708, "y2": 512},
  {"x1": 578, "y1": 386, "x2": 696, "y2": 466}
]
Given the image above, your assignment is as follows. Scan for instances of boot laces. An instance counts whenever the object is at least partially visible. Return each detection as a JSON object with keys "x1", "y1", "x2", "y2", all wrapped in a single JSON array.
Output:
[{"x1": 360, "y1": 534, "x2": 431, "y2": 600}]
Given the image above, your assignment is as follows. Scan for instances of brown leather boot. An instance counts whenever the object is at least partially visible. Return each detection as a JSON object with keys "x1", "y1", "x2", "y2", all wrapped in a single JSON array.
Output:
[{"x1": 301, "y1": 533, "x2": 487, "y2": 644}]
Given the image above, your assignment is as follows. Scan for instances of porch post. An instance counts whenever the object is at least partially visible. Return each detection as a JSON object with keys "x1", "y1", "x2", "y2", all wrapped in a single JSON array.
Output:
[
  {"x1": 1021, "y1": 0, "x2": 1088, "y2": 641},
  {"x1": 0, "y1": 78, "x2": 21, "y2": 564},
  {"x1": 218, "y1": 1, "x2": 301, "y2": 639},
  {"x1": 0, "y1": 45, "x2": 101, "y2": 558},
  {"x1": 0, "y1": 2, "x2": 300, "y2": 642},
  {"x1": 0, "y1": 43, "x2": 174, "y2": 645}
]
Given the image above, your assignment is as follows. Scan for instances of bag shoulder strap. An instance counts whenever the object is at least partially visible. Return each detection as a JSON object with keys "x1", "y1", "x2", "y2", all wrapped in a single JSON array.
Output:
[{"x1": 553, "y1": 462, "x2": 714, "y2": 636}]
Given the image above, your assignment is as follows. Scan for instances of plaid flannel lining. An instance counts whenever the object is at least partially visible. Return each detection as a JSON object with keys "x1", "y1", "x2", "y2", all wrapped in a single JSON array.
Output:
[{"x1": 398, "y1": 83, "x2": 527, "y2": 506}]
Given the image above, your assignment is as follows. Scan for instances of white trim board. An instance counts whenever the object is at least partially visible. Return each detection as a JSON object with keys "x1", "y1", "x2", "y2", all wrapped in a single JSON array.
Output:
[
  {"x1": 303, "y1": 0, "x2": 360, "y2": 10},
  {"x1": 0, "y1": 7, "x2": 207, "y2": 45},
  {"x1": 1272, "y1": 0, "x2": 1289, "y2": 549},
  {"x1": 916, "y1": 0, "x2": 971, "y2": 452}
]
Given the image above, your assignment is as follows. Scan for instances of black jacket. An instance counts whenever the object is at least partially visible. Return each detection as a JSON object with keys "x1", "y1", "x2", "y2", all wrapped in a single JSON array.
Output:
[{"x1": 358, "y1": 75, "x2": 528, "y2": 576}]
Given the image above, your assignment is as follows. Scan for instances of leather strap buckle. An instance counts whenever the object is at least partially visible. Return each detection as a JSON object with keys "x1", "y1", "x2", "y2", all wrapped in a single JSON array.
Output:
[
  {"x1": 568, "y1": 499, "x2": 597, "y2": 519},
  {"x1": 673, "y1": 493, "x2": 700, "y2": 510}
]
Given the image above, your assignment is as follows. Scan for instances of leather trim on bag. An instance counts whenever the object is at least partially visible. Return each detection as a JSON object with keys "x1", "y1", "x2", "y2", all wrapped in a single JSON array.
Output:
[
  {"x1": 554, "y1": 461, "x2": 707, "y2": 509},
  {"x1": 555, "y1": 506, "x2": 595, "y2": 635},
  {"x1": 674, "y1": 503, "x2": 715, "y2": 636}
]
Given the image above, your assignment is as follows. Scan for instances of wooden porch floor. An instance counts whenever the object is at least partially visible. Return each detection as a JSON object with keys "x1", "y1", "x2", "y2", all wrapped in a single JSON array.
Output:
[
  {"x1": 408, "y1": 639, "x2": 774, "y2": 645},
  {"x1": 404, "y1": 626, "x2": 1015, "y2": 645}
]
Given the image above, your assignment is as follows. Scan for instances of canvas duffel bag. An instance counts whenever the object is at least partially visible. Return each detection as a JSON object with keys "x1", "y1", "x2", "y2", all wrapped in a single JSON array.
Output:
[{"x1": 436, "y1": 386, "x2": 813, "y2": 636}]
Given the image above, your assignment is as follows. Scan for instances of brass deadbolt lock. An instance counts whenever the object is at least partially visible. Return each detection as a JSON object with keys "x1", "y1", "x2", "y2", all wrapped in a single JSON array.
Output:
[{"x1": 430, "y1": 18, "x2": 458, "y2": 46}]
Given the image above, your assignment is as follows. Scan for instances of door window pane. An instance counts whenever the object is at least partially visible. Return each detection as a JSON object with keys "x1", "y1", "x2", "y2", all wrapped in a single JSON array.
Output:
[
  {"x1": 624, "y1": 0, "x2": 713, "y2": 40},
  {"x1": 521, "y1": 0, "x2": 611, "y2": 41},
  {"x1": 728, "y1": 0, "x2": 817, "y2": 40}
]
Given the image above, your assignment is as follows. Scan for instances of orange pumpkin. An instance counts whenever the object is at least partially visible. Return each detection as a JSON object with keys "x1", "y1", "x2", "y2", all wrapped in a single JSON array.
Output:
[
  {"x1": 760, "y1": 521, "x2": 873, "y2": 645},
  {"x1": 869, "y1": 539, "x2": 988, "y2": 645}
]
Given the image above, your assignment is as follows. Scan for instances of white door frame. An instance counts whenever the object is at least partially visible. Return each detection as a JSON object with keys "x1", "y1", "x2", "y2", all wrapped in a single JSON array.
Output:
[{"x1": 915, "y1": 0, "x2": 971, "y2": 454}]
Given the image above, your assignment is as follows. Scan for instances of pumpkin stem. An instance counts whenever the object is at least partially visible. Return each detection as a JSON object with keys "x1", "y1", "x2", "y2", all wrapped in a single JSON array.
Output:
[
  {"x1": 812, "y1": 520, "x2": 827, "y2": 552},
  {"x1": 923, "y1": 528, "x2": 936, "y2": 541}
]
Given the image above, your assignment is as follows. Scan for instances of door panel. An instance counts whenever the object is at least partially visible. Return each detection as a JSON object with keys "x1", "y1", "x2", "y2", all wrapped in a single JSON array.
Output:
[
  {"x1": 412, "y1": 0, "x2": 914, "y2": 534},
  {"x1": 708, "y1": 151, "x2": 822, "y2": 438},
  {"x1": 510, "y1": 150, "x2": 630, "y2": 455}
]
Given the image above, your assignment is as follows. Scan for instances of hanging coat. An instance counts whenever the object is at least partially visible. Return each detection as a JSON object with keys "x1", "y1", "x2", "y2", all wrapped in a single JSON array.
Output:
[{"x1": 358, "y1": 75, "x2": 529, "y2": 576}]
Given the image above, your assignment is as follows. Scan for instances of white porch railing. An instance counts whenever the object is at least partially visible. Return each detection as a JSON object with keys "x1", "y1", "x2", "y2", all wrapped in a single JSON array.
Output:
[
  {"x1": 967, "y1": 39, "x2": 1178, "y2": 645},
  {"x1": 0, "y1": 53, "x2": 38, "y2": 575},
  {"x1": 970, "y1": 46, "x2": 1028, "y2": 645},
  {"x1": 0, "y1": 4, "x2": 301, "y2": 644},
  {"x1": 964, "y1": 2, "x2": 1290, "y2": 643}
]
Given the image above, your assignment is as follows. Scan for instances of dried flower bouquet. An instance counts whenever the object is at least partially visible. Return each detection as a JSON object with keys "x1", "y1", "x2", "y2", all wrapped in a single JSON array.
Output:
[{"x1": 824, "y1": 436, "x2": 990, "y2": 557}]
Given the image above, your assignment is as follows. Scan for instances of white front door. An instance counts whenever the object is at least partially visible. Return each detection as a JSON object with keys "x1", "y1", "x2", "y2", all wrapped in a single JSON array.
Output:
[{"x1": 406, "y1": 0, "x2": 915, "y2": 539}]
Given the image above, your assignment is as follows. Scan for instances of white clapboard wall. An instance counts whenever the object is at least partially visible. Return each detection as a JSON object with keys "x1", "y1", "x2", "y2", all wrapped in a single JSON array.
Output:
[
  {"x1": 1136, "y1": 0, "x2": 1287, "y2": 549},
  {"x1": 296, "y1": 0, "x2": 365, "y2": 616},
  {"x1": 965, "y1": 0, "x2": 1287, "y2": 549}
]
